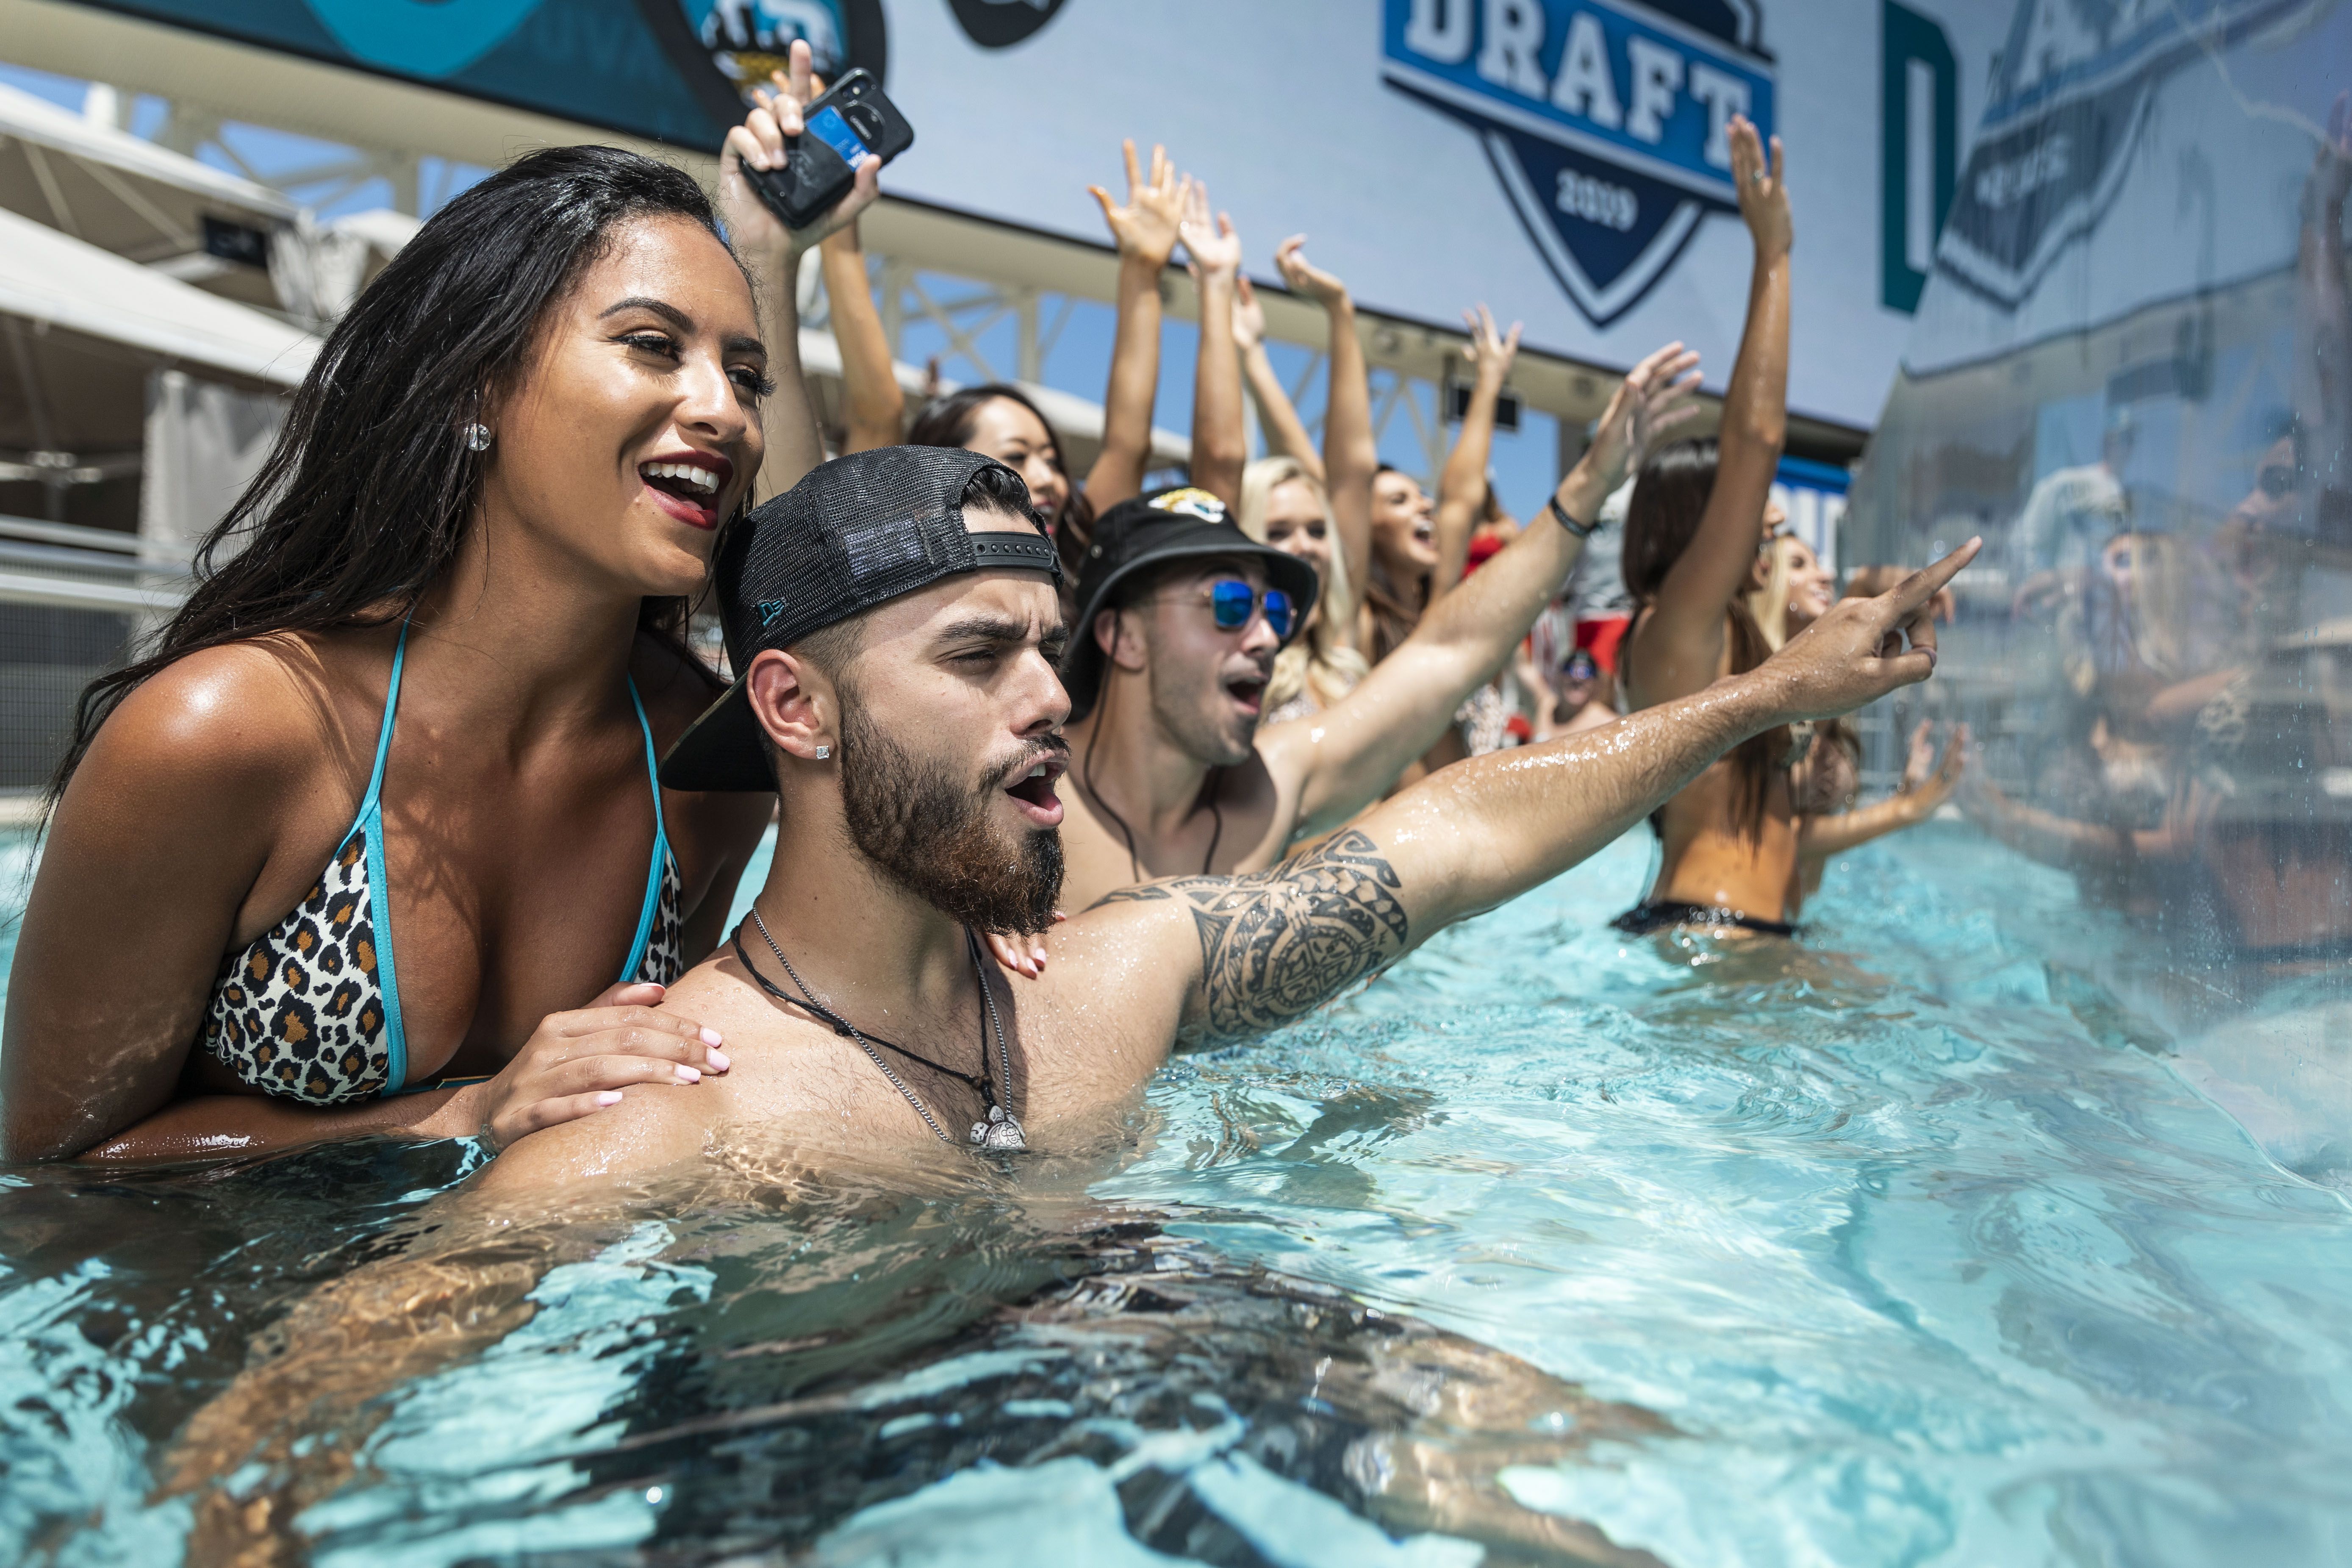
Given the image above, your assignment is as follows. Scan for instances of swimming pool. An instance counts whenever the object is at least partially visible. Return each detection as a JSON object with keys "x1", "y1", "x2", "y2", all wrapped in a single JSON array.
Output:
[{"x1": 5, "y1": 823, "x2": 2351, "y2": 1565}]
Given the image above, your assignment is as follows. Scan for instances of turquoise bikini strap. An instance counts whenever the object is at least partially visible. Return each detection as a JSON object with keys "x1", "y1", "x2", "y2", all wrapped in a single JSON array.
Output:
[
  {"x1": 366, "y1": 620, "x2": 413, "y2": 1095},
  {"x1": 626, "y1": 677, "x2": 668, "y2": 846},
  {"x1": 618, "y1": 675, "x2": 671, "y2": 982},
  {"x1": 357, "y1": 620, "x2": 411, "y2": 819}
]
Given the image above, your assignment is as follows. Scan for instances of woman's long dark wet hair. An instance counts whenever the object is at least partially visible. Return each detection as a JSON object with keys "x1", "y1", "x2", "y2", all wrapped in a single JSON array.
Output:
[
  {"x1": 50, "y1": 145, "x2": 732, "y2": 807},
  {"x1": 906, "y1": 384, "x2": 1095, "y2": 580},
  {"x1": 1621, "y1": 437, "x2": 1789, "y2": 838}
]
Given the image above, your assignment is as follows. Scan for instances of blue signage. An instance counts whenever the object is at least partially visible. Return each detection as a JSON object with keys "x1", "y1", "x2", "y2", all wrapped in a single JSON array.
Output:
[{"x1": 1383, "y1": 0, "x2": 1776, "y2": 327}]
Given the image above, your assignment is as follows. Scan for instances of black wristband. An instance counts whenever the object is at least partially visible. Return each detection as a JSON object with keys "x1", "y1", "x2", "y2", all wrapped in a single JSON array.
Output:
[{"x1": 1548, "y1": 493, "x2": 1597, "y2": 540}]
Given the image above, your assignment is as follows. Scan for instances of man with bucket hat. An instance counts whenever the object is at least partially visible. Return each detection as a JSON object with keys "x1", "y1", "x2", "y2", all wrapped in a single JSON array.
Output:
[{"x1": 1033, "y1": 341, "x2": 1706, "y2": 930}]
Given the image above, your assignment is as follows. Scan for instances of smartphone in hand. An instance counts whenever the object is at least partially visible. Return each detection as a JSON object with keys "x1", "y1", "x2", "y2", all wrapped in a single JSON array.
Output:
[{"x1": 747, "y1": 69, "x2": 915, "y2": 231}]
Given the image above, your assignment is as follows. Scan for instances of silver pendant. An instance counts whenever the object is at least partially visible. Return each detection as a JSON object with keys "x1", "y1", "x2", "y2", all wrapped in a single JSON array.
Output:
[{"x1": 971, "y1": 1105, "x2": 1027, "y2": 1151}]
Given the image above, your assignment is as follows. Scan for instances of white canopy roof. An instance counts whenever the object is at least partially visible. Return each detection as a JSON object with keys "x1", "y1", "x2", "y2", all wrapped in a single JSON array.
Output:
[
  {"x1": 0, "y1": 80, "x2": 297, "y2": 245},
  {"x1": 0, "y1": 204, "x2": 317, "y2": 388}
]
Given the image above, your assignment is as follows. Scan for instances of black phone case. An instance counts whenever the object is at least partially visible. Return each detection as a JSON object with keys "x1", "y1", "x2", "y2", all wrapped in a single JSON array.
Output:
[{"x1": 745, "y1": 69, "x2": 915, "y2": 232}]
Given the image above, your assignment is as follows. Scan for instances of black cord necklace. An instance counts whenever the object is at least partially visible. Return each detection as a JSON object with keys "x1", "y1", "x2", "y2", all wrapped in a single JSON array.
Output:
[
  {"x1": 734, "y1": 908, "x2": 1025, "y2": 1151},
  {"x1": 1081, "y1": 673, "x2": 1224, "y2": 881}
]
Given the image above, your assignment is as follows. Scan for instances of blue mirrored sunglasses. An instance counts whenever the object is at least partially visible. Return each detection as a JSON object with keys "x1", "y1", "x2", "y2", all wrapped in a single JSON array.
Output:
[{"x1": 1209, "y1": 579, "x2": 1297, "y2": 640}]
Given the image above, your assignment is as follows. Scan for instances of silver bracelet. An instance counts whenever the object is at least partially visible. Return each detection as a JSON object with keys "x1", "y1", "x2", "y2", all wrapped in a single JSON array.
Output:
[{"x1": 1548, "y1": 493, "x2": 1597, "y2": 539}]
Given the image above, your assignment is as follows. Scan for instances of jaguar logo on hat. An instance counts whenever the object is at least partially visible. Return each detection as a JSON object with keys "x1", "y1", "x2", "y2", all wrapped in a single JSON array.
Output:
[{"x1": 1147, "y1": 488, "x2": 1229, "y2": 523}]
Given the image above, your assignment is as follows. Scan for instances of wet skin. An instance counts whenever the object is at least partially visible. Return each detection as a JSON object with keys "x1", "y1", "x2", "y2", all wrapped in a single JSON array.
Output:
[{"x1": 3, "y1": 214, "x2": 774, "y2": 1162}]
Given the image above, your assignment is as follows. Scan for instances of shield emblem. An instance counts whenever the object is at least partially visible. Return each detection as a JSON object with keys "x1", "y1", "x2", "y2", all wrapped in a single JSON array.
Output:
[
  {"x1": 1383, "y1": 0, "x2": 1775, "y2": 328},
  {"x1": 1937, "y1": 0, "x2": 2309, "y2": 308}
]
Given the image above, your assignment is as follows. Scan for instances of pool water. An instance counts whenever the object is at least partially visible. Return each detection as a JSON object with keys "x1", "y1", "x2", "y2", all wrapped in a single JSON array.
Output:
[{"x1": 6, "y1": 824, "x2": 2352, "y2": 1565}]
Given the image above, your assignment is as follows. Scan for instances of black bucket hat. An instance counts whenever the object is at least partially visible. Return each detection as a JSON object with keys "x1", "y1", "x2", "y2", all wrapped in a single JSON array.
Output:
[
  {"x1": 1061, "y1": 487, "x2": 1320, "y2": 723},
  {"x1": 659, "y1": 446, "x2": 1062, "y2": 792}
]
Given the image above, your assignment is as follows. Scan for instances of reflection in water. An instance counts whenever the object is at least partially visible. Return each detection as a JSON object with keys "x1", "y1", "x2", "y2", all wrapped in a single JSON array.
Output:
[{"x1": 1847, "y1": 3, "x2": 2352, "y2": 1159}]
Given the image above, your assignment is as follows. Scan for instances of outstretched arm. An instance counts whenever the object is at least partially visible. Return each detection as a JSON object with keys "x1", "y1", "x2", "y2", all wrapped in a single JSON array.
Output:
[
  {"x1": 1084, "y1": 141, "x2": 1184, "y2": 508},
  {"x1": 821, "y1": 218, "x2": 904, "y2": 453},
  {"x1": 1798, "y1": 720, "x2": 1966, "y2": 858},
  {"x1": 718, "y1": 44, "x2": 882, "y2": 500},
  {"x1": 1625, "y1": 115, "x2": 1790, "y2": 705},
  {"x1": 1087, "y1": 544, "x2": 1978, "y2": 1046},
  {"x1": 1182, "y1": 180, "x2": 1247, "y2": 508},
  {"x1": 1277, "y1": 236, "x2": 1376, "y2": 618},
  {"x1": 1260, "y1": 340, "x2": 1702, "y2": 835},
  {"x1": 1429, "y1": 305, "x2": 1521, "y2": 598},
  {"x1": 1235, "y1": 275, "x2": 1323, "y2": 479}
]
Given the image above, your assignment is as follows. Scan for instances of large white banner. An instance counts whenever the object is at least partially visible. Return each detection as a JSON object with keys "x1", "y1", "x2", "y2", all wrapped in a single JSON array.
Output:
[
  {"x1": 78, "y1": 0, "x2": 2002, "y2": 429},
  {"x1": 868, "y1": 0, "x2": 2004, "y2": 430}
]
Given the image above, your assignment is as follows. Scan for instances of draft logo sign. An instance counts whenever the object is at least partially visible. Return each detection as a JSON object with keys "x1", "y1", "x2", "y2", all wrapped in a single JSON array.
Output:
[{"x1": 1382, "y1": 0, "x2": 1775, "y2": 328}]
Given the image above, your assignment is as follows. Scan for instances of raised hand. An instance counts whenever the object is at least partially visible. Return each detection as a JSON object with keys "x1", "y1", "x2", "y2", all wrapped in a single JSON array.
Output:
[
  {"x1": 1764, "y1": 540, "x2": 1980, "y2": 722},
  {"x1": 1728, "y1": 114, "x2": 1792, "y2": 259},
  {"x1": 1232, "y1": 273, "x2": 1268, "y2": 351},
  {"x1": 1899, "y1": 719, "x2": 1969, "y2": 815},
  {"x1": 1582, "y1": 339, "x2": 1703, "y2": 493},
  {"x1": 1462, "y1": 303, "x2": 1523, "y2": 387},
  {"x1": 1848, "y1": 563, "x2": 1957, "y2": 623},
  {"x1": 1273, "y1": 233, "x2": 1350, "y2": 307},
  {"x1": 1179, "y1": 178, "x2": 1243, "y2": 277},
  {"x1": 1089, "y1": 140, "x2": 1186, "y2": 268},
  {"x1": 717, "y1": 39, "x2": 880, "y2": 263}
]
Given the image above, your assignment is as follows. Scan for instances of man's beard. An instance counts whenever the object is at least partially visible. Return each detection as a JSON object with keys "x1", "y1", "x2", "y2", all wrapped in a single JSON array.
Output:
[{"x1": 837, "y1": 697, "x2": 1065, "y2": 934}]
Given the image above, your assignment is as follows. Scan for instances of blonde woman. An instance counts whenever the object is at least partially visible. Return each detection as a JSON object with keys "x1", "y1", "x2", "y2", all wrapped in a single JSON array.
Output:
[{"x1": 1236, "y1": 455, "x2": 1370, "y2": 724}]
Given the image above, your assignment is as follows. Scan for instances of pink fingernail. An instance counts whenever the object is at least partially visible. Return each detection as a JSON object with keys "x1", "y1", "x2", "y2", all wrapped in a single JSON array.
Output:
[
  {"x1": 674, "y1": 1065, "x2": 702, "y2": 1084},
  {"x1": 596, "y1": 1091, "x2": 623, "y2": 1106},
  {"x1": 706, "y1": 1048, "x2": 731, "y2": 1071},
  {"x1": 701, "y1": 1027, "x2": 724, "y2": 1046}
]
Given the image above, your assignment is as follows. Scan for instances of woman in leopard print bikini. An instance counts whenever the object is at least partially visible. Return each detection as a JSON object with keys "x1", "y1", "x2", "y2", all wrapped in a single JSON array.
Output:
[{"x1": 3, "y1": 81, "x2": 882, "y2": 1163}]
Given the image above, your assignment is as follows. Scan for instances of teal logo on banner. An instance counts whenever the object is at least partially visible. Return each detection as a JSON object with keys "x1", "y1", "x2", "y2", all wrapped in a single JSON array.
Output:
[
  {"x1": 305, "y1": 0, "x2": 541, "y2": 78},
  {"x1": 88, "y1": 0, "x2": 742, "y2": 149},
  {"x1": 1939, "y1": 0, "x2": 2304, "y2": 308},
  {"x1": 1381, "y1": 0, "x2": 1776, "y2": 328}
]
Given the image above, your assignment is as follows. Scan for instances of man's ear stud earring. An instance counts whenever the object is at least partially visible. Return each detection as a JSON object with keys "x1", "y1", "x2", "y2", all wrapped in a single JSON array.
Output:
[
  {"x1": 814, "y1": 745, "x2": 831, "y2": 760},
  {"x1": 463, "y1": 422, "x2": 492, "y2": 452}
]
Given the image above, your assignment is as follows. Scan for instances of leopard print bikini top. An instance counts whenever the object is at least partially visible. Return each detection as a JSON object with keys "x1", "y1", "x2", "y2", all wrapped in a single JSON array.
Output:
[{"x1": 200, "y1": 624, "x2": 684, "y2": 1105}]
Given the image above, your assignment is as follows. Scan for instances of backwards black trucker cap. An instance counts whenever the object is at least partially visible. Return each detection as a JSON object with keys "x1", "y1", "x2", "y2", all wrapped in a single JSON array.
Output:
[
  {"x1": 1060, "y1": 487, "x2": 1320, "y2": 724},
  {"x1": 659, "y1": 445, "x2": 1062, "y2": 792}
]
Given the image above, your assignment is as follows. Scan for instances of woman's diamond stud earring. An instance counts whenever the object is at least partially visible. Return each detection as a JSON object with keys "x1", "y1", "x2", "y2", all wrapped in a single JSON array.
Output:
[
  {"x1": 464, "y1": 422, "x2": 492, "y2": 452},
  {"x1": 814, "y1": 745, "x2": 831, "y2": 760}
]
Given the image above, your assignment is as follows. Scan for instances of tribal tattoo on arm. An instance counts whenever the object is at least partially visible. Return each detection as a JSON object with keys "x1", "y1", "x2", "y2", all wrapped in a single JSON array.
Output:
[{"x1": 1090, "y1": 829, "x2": 1410, "y2": 1044}]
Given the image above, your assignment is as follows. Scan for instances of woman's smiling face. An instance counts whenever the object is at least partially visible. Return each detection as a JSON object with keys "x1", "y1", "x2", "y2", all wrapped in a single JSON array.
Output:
[
  {"x1": 1262, "y1": 477, "x2": 1332, "y2": 572},
  {"x1": 961, "y1": 396, "x2": 1070, "y2": 528},
  {"x1": 482, "y1": 213, "x2": 767, "y2": 598}
]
